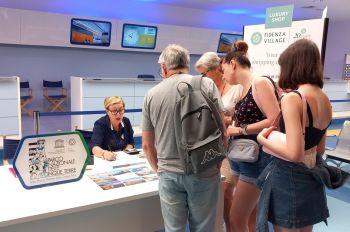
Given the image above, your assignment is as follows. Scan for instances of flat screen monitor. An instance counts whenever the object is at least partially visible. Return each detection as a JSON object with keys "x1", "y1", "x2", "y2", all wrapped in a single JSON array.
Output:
[
  {"x1": 217, "y1": 33, "x2": 243, "y2": 54},
  {"x1": 121, "y1": 23, "x2": 157, "y2": 49},
  {"x1": 70, "y1": 18, "x2": 112, "y2": 47}
]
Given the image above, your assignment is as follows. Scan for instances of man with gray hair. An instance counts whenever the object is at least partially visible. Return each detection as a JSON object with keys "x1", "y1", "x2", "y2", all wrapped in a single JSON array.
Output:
[{"x1": 142, "y1": 44, "x2": 224, "y2": 232}]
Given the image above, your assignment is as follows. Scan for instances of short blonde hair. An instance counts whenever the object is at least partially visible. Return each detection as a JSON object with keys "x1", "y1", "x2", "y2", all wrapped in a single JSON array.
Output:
[
  {"x1": 195, "y1": 52, "x2": 221, "y2": 70},
  {"x1": 104, "y1": 96, "x2": 125, "y2": 110}
]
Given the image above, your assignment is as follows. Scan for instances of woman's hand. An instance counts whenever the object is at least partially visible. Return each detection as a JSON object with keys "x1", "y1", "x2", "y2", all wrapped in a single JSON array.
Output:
[
  {"x1": 257, "y1": 126, "x2": 275, "y2": 144},
  {"x1": 102, "y1": 150, "x2": 117, "y2": 161},
  {"x1": 227, "y1": 126, "x2": 241, "y2": 137}
]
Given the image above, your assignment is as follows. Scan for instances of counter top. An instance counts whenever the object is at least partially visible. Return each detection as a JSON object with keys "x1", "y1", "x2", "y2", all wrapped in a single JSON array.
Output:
[{"x1": 0, "y1": 152, "x2": 158, "y2": 228}]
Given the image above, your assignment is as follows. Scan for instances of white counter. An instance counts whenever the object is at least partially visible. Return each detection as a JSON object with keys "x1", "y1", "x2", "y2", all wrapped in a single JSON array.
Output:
[
  {"x1": 0, "y1": 152, "x2": 224, "y2": 232},
  {"x1": 0, "y1": 152, "x2": 163, "y2": 232},
  {"x1": 0, "y1": 76, "x2": 21, "y2": 137}
]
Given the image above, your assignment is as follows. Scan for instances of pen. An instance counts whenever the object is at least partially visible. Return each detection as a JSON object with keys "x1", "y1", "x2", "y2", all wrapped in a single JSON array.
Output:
[{"x1": 108, "y1": 145, "x2": 116, "y2": 160}]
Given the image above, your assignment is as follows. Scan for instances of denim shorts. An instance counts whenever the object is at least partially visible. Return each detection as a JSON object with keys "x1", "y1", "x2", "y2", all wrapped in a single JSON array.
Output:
[{"x1": 229, "y1": 149, "x2": 271, "y2": 184}]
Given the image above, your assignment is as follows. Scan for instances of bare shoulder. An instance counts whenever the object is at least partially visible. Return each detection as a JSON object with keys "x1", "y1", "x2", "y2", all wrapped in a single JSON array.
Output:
[
  {"x1": 281, "y1": 91, "x2": 302, "y2": 105},
  {"x1": 254, "y1": 76, "x2": 271, "y2": 86}
]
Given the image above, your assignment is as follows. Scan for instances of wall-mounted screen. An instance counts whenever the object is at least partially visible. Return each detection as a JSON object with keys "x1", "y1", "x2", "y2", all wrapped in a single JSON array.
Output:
[
  {"x1": 121, "y1": 23, "x2": 157, "y2": 49},
  {"x1": 217, "y1": 33, "x2": 243, "y2": 54},
  {"x1": 70, "y1": 18, "x2": 112, "y2": 47}
]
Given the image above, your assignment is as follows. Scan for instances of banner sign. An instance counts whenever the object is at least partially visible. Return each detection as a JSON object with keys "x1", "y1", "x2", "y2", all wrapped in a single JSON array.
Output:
[
  {"x1": 13, "y1": 132, "x2": 90, "y2": 189},
  {"x1": 265, "y1": 5, "x2": 294, "y2": 28},
  {"x1": 244, "y1": 18, "x2": 327, "y2": 80}
]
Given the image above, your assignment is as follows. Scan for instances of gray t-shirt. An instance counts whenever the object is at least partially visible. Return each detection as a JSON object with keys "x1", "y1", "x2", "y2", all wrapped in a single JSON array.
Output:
[{"x1": 142, "y1": 74, "x2": 224, "y2": 175}]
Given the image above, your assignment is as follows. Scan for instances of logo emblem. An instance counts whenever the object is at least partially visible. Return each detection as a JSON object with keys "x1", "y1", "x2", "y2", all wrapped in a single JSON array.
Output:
[
  {"x1": 251, "y1": 32, "x2": 262, "y2": 45},
  {"x1": 69, "y1": 138, "x2": 76, "y2": 146},
  {"x1": 201, "y1": 149, "x2": 224, "y2": 165}
]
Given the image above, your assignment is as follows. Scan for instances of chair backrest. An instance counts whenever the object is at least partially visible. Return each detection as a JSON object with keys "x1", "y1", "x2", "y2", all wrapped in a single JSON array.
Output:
[
  {"x1": 20, "y1": 81, "x2": 30, "y2": 89},
  {"x1": 20, "y1": 81, "x2": 32, "y2": 98},
  {"x1": 3, "y1": 138, "x2": 20, "y2": 160},
  {"x1": 75, "y1": 129, "x2": 93, "y2": 146},
  {"x1": 334, "y1": 120, "x2": 350, "y2": 154},
  {"x1": 75, "y1": 129, "x2": 94, "y2": 165},
  {"x1": 43, "y1": 80, "x2": 63, "y2": 88}
]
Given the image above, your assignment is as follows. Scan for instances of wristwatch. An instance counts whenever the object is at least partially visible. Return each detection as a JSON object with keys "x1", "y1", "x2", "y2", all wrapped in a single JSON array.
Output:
[{"x1": 240, "y1": 124, "x2": 248, "y2": 135}]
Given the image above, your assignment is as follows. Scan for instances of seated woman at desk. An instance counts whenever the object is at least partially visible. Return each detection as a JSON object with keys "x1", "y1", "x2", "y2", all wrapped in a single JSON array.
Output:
[{"x1": 91, "y1": 96, "x2": 135, "y2": 161}]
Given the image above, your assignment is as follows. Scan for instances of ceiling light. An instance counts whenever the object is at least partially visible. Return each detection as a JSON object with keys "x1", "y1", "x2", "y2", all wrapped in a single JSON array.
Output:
[{"x1": 223, "y1": 9, "x2": 250, "y2": 15}]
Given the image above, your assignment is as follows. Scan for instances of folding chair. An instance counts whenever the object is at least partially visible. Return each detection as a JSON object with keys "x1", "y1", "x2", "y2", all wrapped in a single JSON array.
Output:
[
  {"x1": 43, "y1": 80, "x2": 67, "y2": 112},
  {"x1": 75, "y1": 129, "x2": 94, "y2": 165},
  {"x1": 20, "y1": 81, "x2": 33, "y2": 116},
  {"x1": 324, "y1": 120, "x2": 350, "y2": 167},
  {"x1": 3, "y1": 138, "x2": 20, "y2": 165}
]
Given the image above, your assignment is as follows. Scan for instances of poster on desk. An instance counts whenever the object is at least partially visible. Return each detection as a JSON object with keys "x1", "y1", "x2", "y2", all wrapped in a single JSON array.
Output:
[{"x1": 13, "y1": 132, "x2": 90, "y2": 189}]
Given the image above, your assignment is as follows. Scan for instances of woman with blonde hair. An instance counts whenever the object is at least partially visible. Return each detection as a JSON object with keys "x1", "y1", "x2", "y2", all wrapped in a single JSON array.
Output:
[{"x1": 91, "y1": 96, "x2": 134, "y2": 161}]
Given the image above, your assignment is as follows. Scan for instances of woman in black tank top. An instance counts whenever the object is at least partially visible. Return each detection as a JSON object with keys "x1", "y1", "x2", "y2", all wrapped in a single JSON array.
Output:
[
  {"x1": 221, "y1": 41, "x2": 280, "y2": 232},
  {"x1": 257, "y1": 39, "x2": 332, "y2": 232}
]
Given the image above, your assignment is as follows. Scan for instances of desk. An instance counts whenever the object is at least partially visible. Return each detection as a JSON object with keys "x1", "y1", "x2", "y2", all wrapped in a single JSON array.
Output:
[
  {"x1": 0, "y1": 152, "x2": 224, "y2": 232},
  {"x1": 0, "y1": 152, "x2": 163, "y2": 232}
]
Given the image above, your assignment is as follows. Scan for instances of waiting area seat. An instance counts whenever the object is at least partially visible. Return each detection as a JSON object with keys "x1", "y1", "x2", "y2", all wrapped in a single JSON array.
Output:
[
  {"x1": 43, "y1": 80, "x2": 67, "y2": 112},
  {"x1": 20, "y1": 81, "x2": 33, "y2": 116},
  {"x1": 325, "y1": 120, "x2": 350, "y2": 167},
  {"x1": 2, "y1": 138, "x2": 20, "y2": 165}
]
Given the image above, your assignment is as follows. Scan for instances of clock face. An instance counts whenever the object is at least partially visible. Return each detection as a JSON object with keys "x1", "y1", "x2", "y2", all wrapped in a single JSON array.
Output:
[{"x1": 124, "y1": 29, "x2": 139, "y2": 46}]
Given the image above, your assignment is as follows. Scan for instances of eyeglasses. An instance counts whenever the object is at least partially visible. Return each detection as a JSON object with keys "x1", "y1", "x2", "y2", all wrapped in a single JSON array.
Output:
[
  {"x1": 201, "y1": 69, "x2": 211, "y2": 77},
  {"x1": 108, "y1": 108, "x2": 125, "y2": 115},
  {"x1": 158, "y1": 67, "x2": 163, "y2": 78}
]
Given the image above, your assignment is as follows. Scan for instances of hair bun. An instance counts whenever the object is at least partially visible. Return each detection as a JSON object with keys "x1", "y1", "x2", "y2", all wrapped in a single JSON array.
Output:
[{"x1": 232, "y1": 40, "x2": 248, "y2": 55}]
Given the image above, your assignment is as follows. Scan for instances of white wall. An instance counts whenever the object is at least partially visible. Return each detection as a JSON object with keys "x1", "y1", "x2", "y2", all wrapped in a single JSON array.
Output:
[
  {"x1": 0, "y1": 7, "x2": 240, "y2": 55},
  {"x1": 324, "y1": 20, "x2": 350, "y2": 80}
]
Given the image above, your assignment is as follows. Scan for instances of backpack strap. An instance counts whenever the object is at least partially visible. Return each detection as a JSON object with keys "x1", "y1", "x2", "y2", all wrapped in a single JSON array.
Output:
[
  {"x1": 177, "y1": 75, "x2": 202, "y2": 97},
  {"x1": 191, "y1": 75, "x2": 225, "y2": 135},
  {"x1": 190, "y1": 75, "x2": 203, "y2": 92},
  {"x1": 252, "y1": 76, "x2": 279, "y2": 116}
]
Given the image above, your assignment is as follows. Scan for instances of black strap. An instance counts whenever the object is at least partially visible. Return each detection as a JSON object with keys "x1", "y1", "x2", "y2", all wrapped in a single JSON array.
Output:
[
  {"x1": 261, "y1": 75, "x2": 279, "y2": 100},
  {"x1": 291, "y1": 90, "x2": 313, "y2": 127}
]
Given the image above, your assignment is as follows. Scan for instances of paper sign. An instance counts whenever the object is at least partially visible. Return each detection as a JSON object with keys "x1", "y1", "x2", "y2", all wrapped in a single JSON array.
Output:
[
  {"x1": 13, "y1": 132, "x2": 90, "y2": 189},
  {"x1": 265, "y1": 5, "x2": 294, "y2": 29}
]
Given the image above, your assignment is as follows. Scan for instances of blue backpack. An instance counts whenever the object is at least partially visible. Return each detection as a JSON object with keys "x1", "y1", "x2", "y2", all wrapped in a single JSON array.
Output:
[{"x1": 174, "y1": 75, "x2": 226, "y2": 174}]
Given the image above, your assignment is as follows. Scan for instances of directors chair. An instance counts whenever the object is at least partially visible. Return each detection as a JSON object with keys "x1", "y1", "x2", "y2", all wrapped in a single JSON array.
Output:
[
  {"x1": 20, "y1": 81, "x2": 33, "y2": 116},
  {"x1": 324, "y1": 120, "x2": 350, "y2": 167},
  {"x1": 43, "y1": 80, "x2": 67, "y2": 112}
]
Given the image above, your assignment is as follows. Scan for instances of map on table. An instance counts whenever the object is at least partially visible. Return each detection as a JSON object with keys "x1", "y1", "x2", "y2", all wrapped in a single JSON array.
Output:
[{"x1": 88, "y1": 163, "x2": 158, "y2": 190}]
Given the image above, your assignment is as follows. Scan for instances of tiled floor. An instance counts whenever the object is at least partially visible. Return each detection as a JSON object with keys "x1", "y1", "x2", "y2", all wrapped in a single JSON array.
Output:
[{"x1": 20, "y1": 114, "x2": 350, "y2": 232}]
